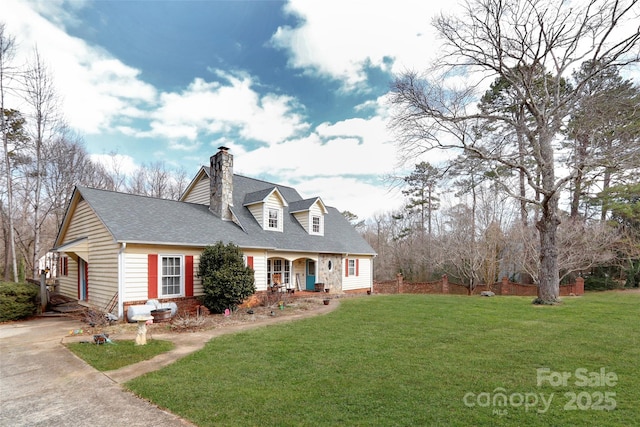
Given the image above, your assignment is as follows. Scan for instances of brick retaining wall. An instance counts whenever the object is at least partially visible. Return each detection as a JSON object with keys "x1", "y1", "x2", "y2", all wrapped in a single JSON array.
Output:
[{"x1": 373, "y1": 274, "x2": 584, "y2": 297}]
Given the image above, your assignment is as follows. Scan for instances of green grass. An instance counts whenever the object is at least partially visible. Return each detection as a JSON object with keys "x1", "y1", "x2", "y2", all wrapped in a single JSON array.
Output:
[
  {"x1": 67, "y1": 339, "x2": 174, "y2": 371},
  {"x1": 126, "y1": 292, "x2": 640, "y2": 426}
]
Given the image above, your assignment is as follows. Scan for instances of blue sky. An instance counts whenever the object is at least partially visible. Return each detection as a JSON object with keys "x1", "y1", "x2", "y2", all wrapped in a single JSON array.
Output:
[
  {"x1": 7, "y1": 1, "x2": 636, "y2": 220},
  {"x1": 5, "y1": 0, "x2": 459, "y2": 220}
]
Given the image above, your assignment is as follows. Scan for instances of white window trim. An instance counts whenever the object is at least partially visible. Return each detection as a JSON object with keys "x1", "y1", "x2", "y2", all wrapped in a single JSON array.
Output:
[
  {"x1": 311, "y1": 215, "x2": 322, "y2": 235},
  {"x1": 348, "y1": 259, "x2": 356, "y2": 276},
  {"x1": 267, "y1": 258, "x2": 291, "y2": 287},
  {"x1": 159, "y1": 255, "x2": 184, "y2": 297},
  {"x1": 267, "y1": 207, "x2": 279, "y2": 230}
]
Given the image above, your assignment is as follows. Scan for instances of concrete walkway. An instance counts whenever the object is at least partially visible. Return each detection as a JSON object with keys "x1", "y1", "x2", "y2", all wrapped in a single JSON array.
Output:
[{"x1": 0, "y1": 301, "x2": 338, "y2": 426}]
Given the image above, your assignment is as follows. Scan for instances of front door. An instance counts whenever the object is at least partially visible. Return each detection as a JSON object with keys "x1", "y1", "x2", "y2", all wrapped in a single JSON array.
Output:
[
  {"x1": 78, "y1": 258, "x2": 88, "y2": 301},
  {"x1": 306, "y1": 260, "x2": 316, "y2": 291}
]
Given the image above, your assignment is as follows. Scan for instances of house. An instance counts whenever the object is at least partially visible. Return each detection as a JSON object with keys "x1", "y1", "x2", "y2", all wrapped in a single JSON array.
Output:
[{"x1": 53, "y1": 147, "x2": 376, "y2": 319}]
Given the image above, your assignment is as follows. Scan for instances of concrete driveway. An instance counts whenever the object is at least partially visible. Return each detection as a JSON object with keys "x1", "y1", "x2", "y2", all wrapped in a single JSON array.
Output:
[{"x1": 0, "y1": 316, "x2": 193, "y2": 427}]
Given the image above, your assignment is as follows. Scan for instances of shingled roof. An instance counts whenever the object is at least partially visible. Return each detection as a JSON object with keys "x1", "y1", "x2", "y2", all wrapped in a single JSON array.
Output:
[{"x1": 62, "y1": 173, "x2": 375, "y2": 255}]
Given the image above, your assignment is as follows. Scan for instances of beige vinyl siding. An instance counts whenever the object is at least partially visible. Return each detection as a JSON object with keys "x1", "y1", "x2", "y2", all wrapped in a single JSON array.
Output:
[
  {"x1": 123, "y1": 245, "x2": 204, "y2": 300},
  {"x1": 342, "y1": 256, "x2": 373, "y2": 291},
  {"x1": 57, "y1": 199, "x2": 119, "y2": 310},
  {"x1": 243, "y1": 249, "x2": 267, "y2": 291},
  {"x1": 247, "y1": 203, "x2": 263, "y2": 227},
  {"x1": 293, "y1": 211, "x2": 310, "y2": 233},
  {"x1": 59, "y1": 256, "x2": 78, "y2": 299},
  {"x1": 122, "y1": 253, "x2": 148, "y2": 301},
  {"x1": 182, "y1": 176, "x2": 209, "y2": 205}
]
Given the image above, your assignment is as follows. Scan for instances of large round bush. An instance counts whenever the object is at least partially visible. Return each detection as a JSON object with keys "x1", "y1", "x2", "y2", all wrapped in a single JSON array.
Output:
[{"x1": 199, "y1": 242, "x2": 255, "y2": 313}]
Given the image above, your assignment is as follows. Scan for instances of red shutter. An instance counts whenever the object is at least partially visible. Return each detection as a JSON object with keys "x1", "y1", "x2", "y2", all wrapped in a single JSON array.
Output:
[
  {"x1": 356, "y1": 259, "x2": 359, "y2": 277},
  {"x1": 345, "y1": 258, "x2": 349, "y2": 277},
  {"x1": 63, "y1": 257, "x2": 68, "y2": 276},
  {"x1": 148, "y1": 254, "x2": 158, "y2": 299},
  {"x1": 185, "y1": 255, "x2": 194, "y2": 297},
  {"x1": 85, "y1": 261, "x2": 89, "y2": 300},
  {"x1": 247, "y1": 256, "x2": 254, "y2": 269}
]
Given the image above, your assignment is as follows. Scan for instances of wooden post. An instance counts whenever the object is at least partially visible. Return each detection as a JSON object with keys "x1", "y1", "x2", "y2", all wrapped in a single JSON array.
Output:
[{"x1": 40, "y1": 272, "x2": 48, "y2": 313}]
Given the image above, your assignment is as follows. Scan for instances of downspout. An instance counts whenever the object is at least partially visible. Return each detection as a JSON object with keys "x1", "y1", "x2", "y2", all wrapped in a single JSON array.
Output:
[
  {"x1": 371, "y1": 254, "x2": 376, "y2": 294},
  {"x1": 118, "y1": 242, "x2": 126, "y2": 319}
]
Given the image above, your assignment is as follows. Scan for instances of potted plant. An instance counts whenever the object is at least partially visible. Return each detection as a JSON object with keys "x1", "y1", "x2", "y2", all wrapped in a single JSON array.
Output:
[
  {"x1": 150, "y1": 307, "x2": 172, "y2": 322},
  {"x1": 323, "y1": 298, "x2": 330, "y2": 305}
]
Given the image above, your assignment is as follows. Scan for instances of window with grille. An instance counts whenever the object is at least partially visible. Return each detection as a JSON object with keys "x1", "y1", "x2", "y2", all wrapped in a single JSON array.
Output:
[
  {"x1": 161, "y1": 256, "x2": 182, "y2": 296},
  {"x1": 268, "y1": 208, "x2": 279, "y2": 229}
]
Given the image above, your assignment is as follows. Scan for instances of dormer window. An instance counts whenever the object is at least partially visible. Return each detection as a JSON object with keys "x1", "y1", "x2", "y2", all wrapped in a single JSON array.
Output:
[
  {"x1": 268, "y1": 208, "x2": 279, "y2": 229},
  {"x1": 290, "y1": 197, "x2": 327, "y2": 236},
  {"x1": 244, "y1": 187, "x2": 287, "y2": 232}
]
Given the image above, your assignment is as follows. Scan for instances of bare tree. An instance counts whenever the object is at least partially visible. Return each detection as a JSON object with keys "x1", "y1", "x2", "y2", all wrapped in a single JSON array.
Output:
[
  {"x1": 42, "y1": 131, "x2": 93, "y2": 226},
  {"x1": 506, "y1": 217, "x2": 620, "y2": 284},
  {"x1": 0, "y1": 23, "x2": 19, "y2": 281},
  {"x1": 441, "y1": 203, "x2": 483, "y2": 292},
  {"x1": 390, "y1": 0, "x2": 640, "y2": 304},
  {"x1": 22, "y1": 48, "x2": 61, "y2": 279},
  {"x1": 146, "y1": 161, "x2": 171, "y2": 198},
  {"x1": 168, "y1": 167, "x2": 189, "y2": 201}
]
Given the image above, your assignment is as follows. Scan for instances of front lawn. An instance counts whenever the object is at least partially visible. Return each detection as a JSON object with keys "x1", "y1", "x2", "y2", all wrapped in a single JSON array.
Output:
[
  {"x1": 67, "y1": 339, "x2": 174, "y2": 371},
  {"x1": 126, "y1": 292, "x2": 640, "y2": 426}
]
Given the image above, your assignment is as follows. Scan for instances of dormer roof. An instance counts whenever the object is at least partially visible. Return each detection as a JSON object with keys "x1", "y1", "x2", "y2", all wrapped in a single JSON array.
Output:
[
  {"x1": 243, "y1": 187, "x2": 289, "y2": 207},
  {"x1": 289, "y1": 197, "x2": 328, "y2": 214}
]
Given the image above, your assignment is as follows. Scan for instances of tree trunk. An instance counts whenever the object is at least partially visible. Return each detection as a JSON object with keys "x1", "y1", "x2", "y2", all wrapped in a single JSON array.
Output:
[
  {"x1": 534, "y1": 132, "x2": 561, "y2": 304},
  {"x1": 600, "y1": 168, "x2": 612, "y2": 221},
  {"x1": 517, "y1": 121, "x2": 528, "y2": 226},
  {"x1": 536, "y1": 211, "x2": 561, "y2": 303},
  {"x1": 570, "y1": 134, "x2": 588, "y2": 219}
]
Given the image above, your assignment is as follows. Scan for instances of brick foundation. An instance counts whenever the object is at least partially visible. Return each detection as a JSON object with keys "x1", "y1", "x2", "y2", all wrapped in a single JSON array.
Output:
[{"x1": 123, "y1": 296, "x2": 203, "y2": 322}]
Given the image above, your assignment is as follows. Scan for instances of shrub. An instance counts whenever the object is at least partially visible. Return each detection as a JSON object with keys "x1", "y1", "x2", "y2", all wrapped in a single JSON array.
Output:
[
  {"x1": 584, "y1": 274, "x2": 621, "y2": 291},
  {"x1": 199, "y1": 242, "x2": 255, "y2": 313},
  {"x1": 0, "y1": 281, "x2": 38, "y2": 322},
  {"x1": 170, "y1": 312, "x2": 207, "y2": 332}
]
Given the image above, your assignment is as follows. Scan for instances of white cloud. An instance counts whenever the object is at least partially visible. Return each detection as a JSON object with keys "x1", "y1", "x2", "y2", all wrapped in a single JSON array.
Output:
[
  {"x1": 237, "y1": 114, "x2": 396, "y2": 179},
  {"x1": 168, "y1": 139, "x2": 202, "y2": 152},
  {"x1": 271, "y1": 0, "x2": 451, "y2": 90},
  {"x1": 293, "y1": 176, "x2": 404, "y2": 220},
  {"x1": 229, "y1": 109, "x2": 409, "y2": 218},
  {"x1": 90, "y1": 153, "x2": 139, "y2": 176},
  {"x1": 3, "y1": 0, "x2": 157, "y2": 134},
  {"x1": 145, "y1": 72, "x2": 309, "y2": 145}
]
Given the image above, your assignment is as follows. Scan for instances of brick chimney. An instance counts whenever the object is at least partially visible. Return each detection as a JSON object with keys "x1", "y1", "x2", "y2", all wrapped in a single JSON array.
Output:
[{"x1": 210, "y1": 146, "x2": 233, "y2": 220}]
